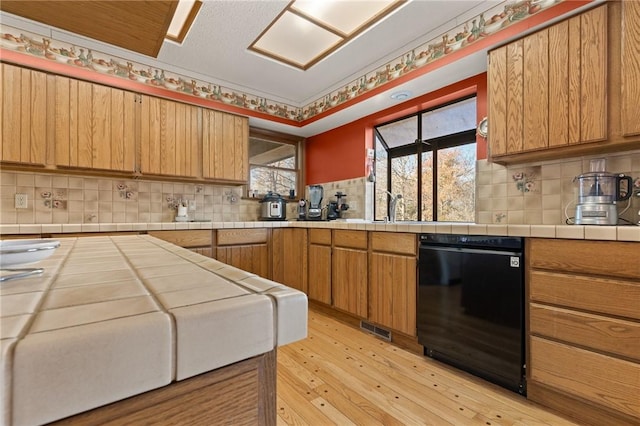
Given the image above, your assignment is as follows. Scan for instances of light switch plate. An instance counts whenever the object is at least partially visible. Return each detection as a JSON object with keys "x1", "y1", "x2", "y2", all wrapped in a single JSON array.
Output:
[{"x1": 15, "y1": 193, "x2": 28, "y2": 209}]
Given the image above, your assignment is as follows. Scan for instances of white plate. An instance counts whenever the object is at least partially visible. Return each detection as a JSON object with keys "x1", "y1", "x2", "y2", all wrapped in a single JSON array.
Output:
[{"x1": 0, "y1": 239, "x2": 60, "y2": 267}]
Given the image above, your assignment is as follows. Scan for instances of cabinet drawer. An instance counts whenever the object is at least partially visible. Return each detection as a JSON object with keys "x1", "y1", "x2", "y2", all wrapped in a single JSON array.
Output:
[
  {"x1": 530, "y1": 303, "x2": 640, "y2": 361},
  {"x1": 529, "y1": 239, "x2": 640, "y2": 279},
  {"x1": 530, "y1": 336, "x2": 640, "y2": 418},
  {"x1": 309, "y1": 229, "x2": 331, "y2": 245},
  {"x1": 148, "y1": 230, "x2": 212, "y2": 247},
  {"x1": 529, "y1": 270, "x2": 640, "y2": 320},
  {"x1": 333, "y1": 230, "x2": 367, "y2": 250},
  {"x1": 216, "y1": 228, "x2": 268, "y2": 246},
  {"x1": 370, "y1": 232, "x2": 416, "y2": 255}
]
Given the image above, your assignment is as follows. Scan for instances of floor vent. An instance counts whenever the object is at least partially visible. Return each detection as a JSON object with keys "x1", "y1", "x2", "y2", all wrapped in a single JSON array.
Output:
[{"x1": 360, "y1": 321, "x2": 392, "y2": 341}]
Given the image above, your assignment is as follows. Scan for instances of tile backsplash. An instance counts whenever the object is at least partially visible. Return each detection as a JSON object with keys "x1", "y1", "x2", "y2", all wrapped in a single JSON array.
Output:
[
  {"x1": 0, "y1": 172, "x2": 262, "y2": 224},
  {"x1": 2, "y1": 149, "x2": 639, "y2": 226},
  {"x1": 476, "y1": 149, "x2": 640, "y2": 225}
]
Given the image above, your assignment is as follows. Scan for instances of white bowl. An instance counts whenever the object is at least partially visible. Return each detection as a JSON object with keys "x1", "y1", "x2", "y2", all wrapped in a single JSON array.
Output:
[{"x1": 0, "y1": 239, "x2": 60, "y2": 267}]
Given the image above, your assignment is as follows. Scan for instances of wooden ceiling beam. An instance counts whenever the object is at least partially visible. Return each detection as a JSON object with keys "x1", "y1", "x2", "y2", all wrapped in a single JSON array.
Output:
[{"x1": 0, "y1": 0, "x2": 178, "y2": 57}]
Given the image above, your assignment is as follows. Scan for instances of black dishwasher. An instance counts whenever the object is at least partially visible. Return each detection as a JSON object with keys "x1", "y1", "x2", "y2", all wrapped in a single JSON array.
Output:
[{"x1": 417, "y1": 234, "x2": 525, "y2": 394}]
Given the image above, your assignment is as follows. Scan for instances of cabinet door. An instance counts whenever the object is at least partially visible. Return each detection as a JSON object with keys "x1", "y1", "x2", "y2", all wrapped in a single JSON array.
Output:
[
  {"x1": 523, "y1": 31, "x2": 548, "y2": 151},
  {"x1": 215, "y1": 244, "x2": 269, "y2": 278},
  {"x1": 271, "y1": 228, "x2": 307, "y2": 293},
  {"x1": 332, "y1": 247, "x2": 367, "y2": 318},
  {"x1": 488, "y1": 45, "x2": 507, "y2": 157},
  {"x1": 308, "y1": 243, "x2": 331, "y2": 304},
  {"x1": 202, "y1": 109, "x2": 248, "y2": 182},
  {"x1": 506, "y1": 39, "x2": 524, "y2": 154},
  {"x1": 622, "y1": 0, "x2": 640, "y2": 136},
  {"x1": 54, "y1": 76, "x2": 136, "y2": 171},
  {"x1": 140, "y1": 95, "x2": 199, "y2": 177},
  {"x1": 488, "y1": 5, "x2": 607, "y2": 159},
  {"x1": 1, "y1": 64, "x2": 48, "y2": 165},
  {"x1": 370, "y1": 252, "x2": 416, "y2": 336},
  {"x1": 578, "y1": 5, "x2": 607, "y2": 143}
]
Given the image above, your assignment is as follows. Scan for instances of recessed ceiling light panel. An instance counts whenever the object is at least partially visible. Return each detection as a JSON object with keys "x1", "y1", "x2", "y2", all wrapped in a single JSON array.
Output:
[
  {"x1": 249, "y1": 0, "x2": 406, "y2": 70},
  {"x1": 252, "y1": 11, "x2": 342, "y2": 68},
  {"x1": 291, "y1": 0, "x2": 398, "y2": 34}
]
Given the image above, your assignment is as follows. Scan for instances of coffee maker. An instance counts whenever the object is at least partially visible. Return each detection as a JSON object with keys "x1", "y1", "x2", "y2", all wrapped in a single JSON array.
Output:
[
  {"x1": 307, "y1": 185, "x2": 324, "y2": 220},
  {"x1": 574, "y1": 171, "x2": 632, "y2": 225}
]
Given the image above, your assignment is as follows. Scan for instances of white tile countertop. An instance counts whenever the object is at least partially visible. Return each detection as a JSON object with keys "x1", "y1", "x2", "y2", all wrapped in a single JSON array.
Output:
[
  {"x1": 0, "y1": 235, "x2": 308, "y2": 425},
  {"x1": 1, "y1": 221, "x2": 639, "y2": 241}
]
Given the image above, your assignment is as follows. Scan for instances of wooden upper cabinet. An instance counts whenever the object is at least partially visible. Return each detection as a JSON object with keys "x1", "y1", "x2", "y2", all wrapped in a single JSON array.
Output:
[
  {"x1": 488, "y1": 4, "x2": 608, "y2": 160},
  {"x1": 140, "y1": 95, "x2": 199, "y2": 178},
  {"x1": 54, "y1": 76, "x2": 136, "y2": 171},
  {"x1": 202, "y1": 109, "x2": 248, "y2": 182},
  {"x1": 0, "y1": 64, "x2": 48, "y2": 165},
  {"x1": 621, "y1": 0, "x2": 640, "y2": 137},
  {"x1": 578, "y1": 5, "x2": 607, "y2": 143},
  {"x1": 488, "y1": 45, "x2": 507, "y2": 156}
]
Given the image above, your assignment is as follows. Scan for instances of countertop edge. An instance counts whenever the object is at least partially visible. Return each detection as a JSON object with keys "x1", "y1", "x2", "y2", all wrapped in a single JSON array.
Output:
[{"x1": 1, "y1": 222, "x2": 638, "y2": 241}]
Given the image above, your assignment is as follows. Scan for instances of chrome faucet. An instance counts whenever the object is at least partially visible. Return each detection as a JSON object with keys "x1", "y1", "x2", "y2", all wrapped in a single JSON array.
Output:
[{"x1": 386, "y1": 191, "x2": 403, "y2": 223}]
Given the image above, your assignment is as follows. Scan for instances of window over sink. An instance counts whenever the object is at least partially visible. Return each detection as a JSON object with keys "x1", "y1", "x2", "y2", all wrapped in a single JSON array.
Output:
[{"x1": 374, "y1": 96, "x2": 477, "y2": 222}]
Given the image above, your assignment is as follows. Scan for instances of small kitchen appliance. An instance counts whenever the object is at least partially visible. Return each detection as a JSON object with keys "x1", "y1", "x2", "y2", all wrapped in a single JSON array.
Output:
[
  {"x1": 574, "y1": 171, "x2": 632, "y2": 225},
  {"x1": 307, "y1": 185, "x2": 324, "y2": 220},
  {"x1": 327, "y1": 192, "x2": 349, "y2": 220},
  {"x1": 259, "y1": 192, "x2": 287, "y2": 221},
  {"x1": 297, "y1": 199, "x2": 307, "y2": 220}
]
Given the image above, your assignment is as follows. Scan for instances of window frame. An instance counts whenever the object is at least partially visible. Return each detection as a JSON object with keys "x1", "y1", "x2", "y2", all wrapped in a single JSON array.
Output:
[
  {"x1": 248, "y1": 127, "x2": 305, "y2": 199},
  {"x1": 374, "y1": 95, "x2": 477, "y2": 221}
]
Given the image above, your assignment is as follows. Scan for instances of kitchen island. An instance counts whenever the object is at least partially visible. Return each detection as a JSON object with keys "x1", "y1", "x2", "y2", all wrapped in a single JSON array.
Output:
[{"x1": 0, "y1": 235, "x2": 307, "y2": 425}]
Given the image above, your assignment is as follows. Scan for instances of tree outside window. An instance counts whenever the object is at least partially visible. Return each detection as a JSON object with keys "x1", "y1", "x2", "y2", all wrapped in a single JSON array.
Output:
[{"x1": 249, "y1": 129, "x2": 301, "y2": 198}]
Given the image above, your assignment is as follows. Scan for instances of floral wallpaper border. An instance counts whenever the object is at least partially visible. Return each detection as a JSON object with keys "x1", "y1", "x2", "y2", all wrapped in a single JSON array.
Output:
[{"x1": 0, "y1": 0, "x2": 563, "y2": 123}]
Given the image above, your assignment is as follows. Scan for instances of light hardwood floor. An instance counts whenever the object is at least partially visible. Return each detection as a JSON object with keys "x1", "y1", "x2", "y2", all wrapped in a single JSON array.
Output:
[{"x1": 276, "y1": 308, "x2": 579, "y2": 426}]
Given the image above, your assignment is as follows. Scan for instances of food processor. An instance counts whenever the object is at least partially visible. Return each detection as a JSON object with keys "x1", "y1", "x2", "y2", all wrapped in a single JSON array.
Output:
[{"x1": 574, "y1": 171, "x2": 632, "y2": 225}]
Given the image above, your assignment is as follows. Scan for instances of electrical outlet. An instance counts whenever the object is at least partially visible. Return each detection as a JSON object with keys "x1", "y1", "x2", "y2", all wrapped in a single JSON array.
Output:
[{"x1": 15, "y1": 193, "x2": 28, "y2": 209}]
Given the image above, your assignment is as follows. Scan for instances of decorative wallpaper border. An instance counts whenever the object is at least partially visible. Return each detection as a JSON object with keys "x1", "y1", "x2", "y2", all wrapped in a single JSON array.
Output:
[{"x1": 0, "y1": 0, "x2": 564, "y2": 123}]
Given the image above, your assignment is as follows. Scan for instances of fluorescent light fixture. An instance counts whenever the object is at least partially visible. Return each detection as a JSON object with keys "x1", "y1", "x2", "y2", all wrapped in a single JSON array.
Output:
[
  {"x1": 249, "y1": 0, "x2": 406, "y2": 70},
  {"x1": 166, "y1": 0, "x2": 202, "y2": 44}
]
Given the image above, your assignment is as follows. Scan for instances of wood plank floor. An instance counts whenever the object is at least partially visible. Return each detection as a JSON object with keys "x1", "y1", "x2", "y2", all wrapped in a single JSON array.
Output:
[{"x1": 276, "y1": 308, "x2": 579, "y2": 426}]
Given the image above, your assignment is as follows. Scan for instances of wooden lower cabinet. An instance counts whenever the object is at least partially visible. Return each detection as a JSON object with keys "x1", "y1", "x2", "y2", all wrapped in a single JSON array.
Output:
[
  {"x1": 271, "y1": 228, "x2": 307, "y2": 293},
  {"x1": 214, "y1": 229, "x2": 269, "y2": 278},
  {"x1": 308, "y1": 229, "x2": 332, "y2": 305},
  {"x1": 369, "y1": 232, "x2": 417, "y2": 336},
  {"x1": 332, "y1": 230, "x2": 368, "y2": 319},
  {"x1": 527, "y1": 238, "x2": 640, "y2": 426}
]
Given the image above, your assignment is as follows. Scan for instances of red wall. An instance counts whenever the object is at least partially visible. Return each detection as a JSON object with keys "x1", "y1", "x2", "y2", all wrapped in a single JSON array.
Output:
[{"x1": 306, "y1": 73, "x2": 487, "y2": 184}]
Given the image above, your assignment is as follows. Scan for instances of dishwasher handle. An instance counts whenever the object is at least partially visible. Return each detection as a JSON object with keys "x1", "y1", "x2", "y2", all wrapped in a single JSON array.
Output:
[{"x1": 419, "y1": 246, "x2": 522, "y2": 257}]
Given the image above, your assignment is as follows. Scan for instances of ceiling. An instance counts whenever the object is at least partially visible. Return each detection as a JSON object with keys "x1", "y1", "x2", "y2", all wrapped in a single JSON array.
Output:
[{"x1": 0, "y1": 0, "x2": 587, "y2": 138}]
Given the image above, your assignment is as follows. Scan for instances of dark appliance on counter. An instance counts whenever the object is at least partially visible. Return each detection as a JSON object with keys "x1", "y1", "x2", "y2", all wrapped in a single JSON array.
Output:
[
  {"x1": 327, "y1": 192, "x2": 349, "y2": 220},
  {"x1": 307, "y1": 185, "x2": 324, "y2": 220},
  {"x1": 297, "y1": 199, "x2": 307, "y2": 220},
  {"x1": 417, "y1": 234, "x2": 526, "y2": 394},
  {"x1": 259, "y1": 192, "x2": 287, "y2": 221}
]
